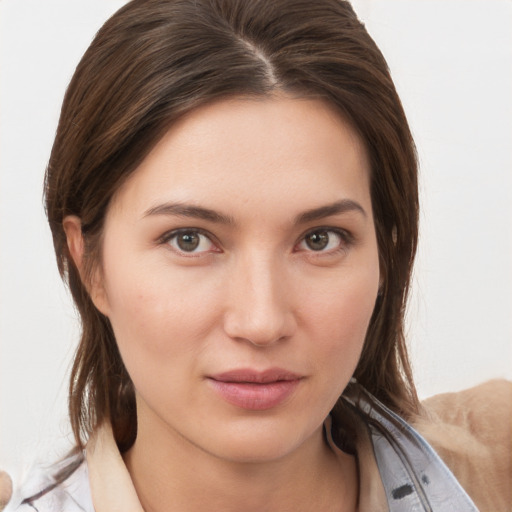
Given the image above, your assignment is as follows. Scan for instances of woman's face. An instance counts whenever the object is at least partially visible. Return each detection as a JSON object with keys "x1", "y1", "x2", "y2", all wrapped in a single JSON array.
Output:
[{"x1": 92, "y1": 96, "x2": 380, "y2": 462}]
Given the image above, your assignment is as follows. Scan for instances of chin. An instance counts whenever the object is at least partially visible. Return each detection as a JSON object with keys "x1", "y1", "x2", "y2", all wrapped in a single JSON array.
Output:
[
  {"x1": 199, "y1": 415, "x2": 320, "y2": 464},
  {"x1": 209, "y1": 438, "x2": 297, "y2": 464}
]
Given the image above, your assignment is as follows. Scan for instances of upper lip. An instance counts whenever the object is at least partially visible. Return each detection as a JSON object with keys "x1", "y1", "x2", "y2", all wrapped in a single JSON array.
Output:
[{"x1": 209, "y1": 368, "x2": 302, "y2": 384}]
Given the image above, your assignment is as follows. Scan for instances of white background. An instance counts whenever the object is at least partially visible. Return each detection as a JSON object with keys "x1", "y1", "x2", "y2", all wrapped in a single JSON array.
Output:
[{"x1": 1, "y1": 0, "x2": 511, "y2": 478}]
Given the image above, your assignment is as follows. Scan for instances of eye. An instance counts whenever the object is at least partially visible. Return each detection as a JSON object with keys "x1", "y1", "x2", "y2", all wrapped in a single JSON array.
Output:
[
  {"x1": 297, "y1": 229, "x2": 349, "y2": 253},
  {"x1": 163, "y1": 229, "x2": 218, "y2": 254}
]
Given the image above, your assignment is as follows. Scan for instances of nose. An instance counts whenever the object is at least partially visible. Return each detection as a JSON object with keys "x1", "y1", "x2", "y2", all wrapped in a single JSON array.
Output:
[{"x1": 223, "y1": 253, "x2": 297, "y2": 346}]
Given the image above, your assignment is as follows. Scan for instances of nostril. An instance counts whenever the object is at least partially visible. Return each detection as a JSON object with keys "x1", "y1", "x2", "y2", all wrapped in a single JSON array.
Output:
[{"x1": 223, "y1": 311, "x2": 296, "y2": 347}]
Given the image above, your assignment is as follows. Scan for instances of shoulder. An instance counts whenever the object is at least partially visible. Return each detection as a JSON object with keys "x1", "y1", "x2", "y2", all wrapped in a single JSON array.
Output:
[
  {"x1": 412, "y1": 379, "x2": 512, "y2": 512},
  {"x1": 5, "y1": 452, "x2": 94, "y2": 512}
]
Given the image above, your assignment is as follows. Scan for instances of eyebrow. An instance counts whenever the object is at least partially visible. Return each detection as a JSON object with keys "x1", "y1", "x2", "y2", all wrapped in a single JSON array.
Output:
[
  {"x1": 143, "y1": 198, "x2": 366, "y2": 225},
  {"x1": 294, "y1": 199, "x2": 367, "y2": 224},
  {"x1": 143, "y1": 202, "x2": 235, "y2": 225}
]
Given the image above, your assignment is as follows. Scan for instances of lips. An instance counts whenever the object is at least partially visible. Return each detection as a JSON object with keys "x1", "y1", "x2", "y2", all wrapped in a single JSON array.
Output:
[{"x1": 207, "y1": 368, "x2": 302, "y2": 410}]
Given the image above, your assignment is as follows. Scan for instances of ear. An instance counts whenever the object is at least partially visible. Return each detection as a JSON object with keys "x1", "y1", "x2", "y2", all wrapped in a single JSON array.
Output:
[
  {"x1": 63, "y1": 216, "x2": 84, "y2": 270},
  {"x1": 62, "y1": 216, "x2": 111, "y2": 316}
]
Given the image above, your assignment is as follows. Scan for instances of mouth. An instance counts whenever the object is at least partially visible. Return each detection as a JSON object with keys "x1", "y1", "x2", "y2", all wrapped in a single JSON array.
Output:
[{"x1": 207, "y1": 368, "x2": 303, "y2": 411}]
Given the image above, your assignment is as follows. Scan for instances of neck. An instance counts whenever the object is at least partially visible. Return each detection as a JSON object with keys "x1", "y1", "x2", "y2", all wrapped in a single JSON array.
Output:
[{"x1": 123, "y1": 410, "x2": 358, "y2": 512}]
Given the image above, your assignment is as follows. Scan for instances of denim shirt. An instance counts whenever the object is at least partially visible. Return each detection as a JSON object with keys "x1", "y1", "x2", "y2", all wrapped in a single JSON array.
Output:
[{"x1": 337, "y1": 381, "x2": 479, "y2": 511}]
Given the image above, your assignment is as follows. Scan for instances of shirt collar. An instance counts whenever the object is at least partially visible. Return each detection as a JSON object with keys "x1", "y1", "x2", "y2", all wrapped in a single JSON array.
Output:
[
  {"x1": 324, "y1": 414, "x2": 387, "y2": 511},
  {"x1": 86, "y1": 423, "x2": 144, "y2": 512}
]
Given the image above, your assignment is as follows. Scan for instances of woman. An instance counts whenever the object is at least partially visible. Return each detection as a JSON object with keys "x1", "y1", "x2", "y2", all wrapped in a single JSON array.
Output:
[{"x1": 4, "y1": 0, "x2": 510, "y2": 511}]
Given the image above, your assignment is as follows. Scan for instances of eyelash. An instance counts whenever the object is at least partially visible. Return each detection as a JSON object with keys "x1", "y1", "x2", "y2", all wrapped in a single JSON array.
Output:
[{"x1": 158, "y1": 227, "x2": 354, "y2": 257}]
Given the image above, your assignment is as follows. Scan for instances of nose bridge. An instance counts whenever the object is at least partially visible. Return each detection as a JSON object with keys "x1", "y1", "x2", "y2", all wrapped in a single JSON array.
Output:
[{"x1": 223, "y1": 250, "x2": 296, "y2": 345}]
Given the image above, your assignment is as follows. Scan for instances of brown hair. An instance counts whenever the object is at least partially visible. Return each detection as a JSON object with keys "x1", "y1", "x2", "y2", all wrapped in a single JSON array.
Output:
[{"x1": 45, "y1": 0, "x2": 419, "y2": 451}]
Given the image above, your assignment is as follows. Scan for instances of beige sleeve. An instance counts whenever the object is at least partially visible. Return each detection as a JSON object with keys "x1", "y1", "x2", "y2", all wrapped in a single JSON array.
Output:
[
  {"x1": 0, "y1": 470, "x2": 13, "y2": 511},
  {"x1": 413, "y1": 379, "x2": 512, "y2": 512}
]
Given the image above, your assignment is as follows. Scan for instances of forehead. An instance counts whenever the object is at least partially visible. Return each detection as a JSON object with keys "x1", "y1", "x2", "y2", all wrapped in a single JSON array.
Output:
[{"x1": 108, "y1": 95, "x2": 372, "y2": 221}]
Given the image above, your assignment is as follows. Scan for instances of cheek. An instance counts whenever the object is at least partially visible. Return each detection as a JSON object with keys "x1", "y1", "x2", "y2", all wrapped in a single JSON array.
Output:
[
  {"x1": 101, "y1": 254, "x2": 222, "y2": 360},
  {"x1": 102, "y1": 270, "x2": 221, "y2": 412},
  {"x1": 301, "y1": 264, "x2": 379, "y2": 368}
]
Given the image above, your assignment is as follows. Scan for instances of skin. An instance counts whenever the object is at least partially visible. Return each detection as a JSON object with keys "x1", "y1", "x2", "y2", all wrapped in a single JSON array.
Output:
[{"x1": 65, "y1": 95, "x2": 380, "y2": 512}]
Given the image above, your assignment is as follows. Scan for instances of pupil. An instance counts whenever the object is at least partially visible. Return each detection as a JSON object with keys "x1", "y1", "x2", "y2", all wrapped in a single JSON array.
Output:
[
  {"x1": 177, "y1": 232, "x2": 200, "y2": 251},
  {"x1": 306, "y1": 231, "x2": 329, "y2": 251}
]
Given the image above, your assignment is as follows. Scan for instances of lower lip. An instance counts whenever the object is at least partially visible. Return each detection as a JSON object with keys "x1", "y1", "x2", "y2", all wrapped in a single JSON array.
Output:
[{"x1": 207, "y1": 379, "x2": 301, "y2": 410}]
